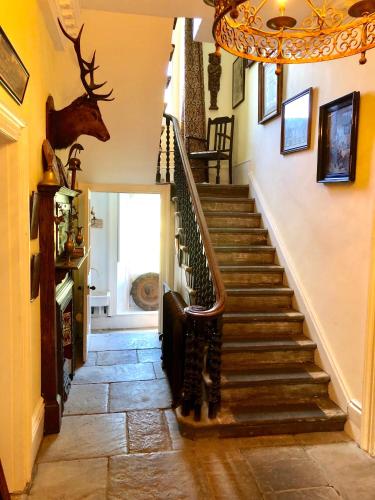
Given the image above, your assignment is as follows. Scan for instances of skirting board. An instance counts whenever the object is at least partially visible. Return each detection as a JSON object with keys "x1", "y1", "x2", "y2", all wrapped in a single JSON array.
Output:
[
  {"x1": 91, "y1": 312, "x2": 158, "y2": 331},
  {"x1": 248, "y1": 171, "x2": 362, "y2": 441},
  {"x1": 31, "y1": 398, "x2": 45, "y2": 465}
]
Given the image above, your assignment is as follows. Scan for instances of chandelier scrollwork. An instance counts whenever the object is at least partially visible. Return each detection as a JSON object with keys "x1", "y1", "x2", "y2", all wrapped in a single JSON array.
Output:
[{"x1": 206, "y1": 0, "x2": 375, "y2": 70}]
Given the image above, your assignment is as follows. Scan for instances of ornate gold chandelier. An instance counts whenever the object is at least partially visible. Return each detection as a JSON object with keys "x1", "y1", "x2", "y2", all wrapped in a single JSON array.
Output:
[{"x1": 204, "y1": 1, "x2": 375, "y2": 72}]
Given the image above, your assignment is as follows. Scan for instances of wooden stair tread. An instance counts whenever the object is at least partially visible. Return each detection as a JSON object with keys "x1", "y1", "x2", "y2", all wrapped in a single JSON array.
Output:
[
  {"x1": 222, "y1": 337, "x2": 316, "y2": 352},
  {"x1": 226, "y1": 287, "x2": 293, "y2": 296},
  {"x1": 223, "y1": 311, "x2": 304, "y2": 321},
  {"x1": 200, "y1": 197, "x2": 254, "y2": 203},
  {"x1": 220, "y1": 265, "x2": 283, "y2": 272},
  {"x1": 214, "y1": 245, "x2": 275, "y2": 252},
  {"x1": 222, "y1": 363, "x2": 330, "y2": 386},
  {"x1": 204, "y1": 211, "x2": 261, "y2": 217},
  {"x1": 209, "y1": 228, "x2": 267, "y2": 234},
  {"x1": 229, "y1": 399, "x2": 346, "y2": 424}
]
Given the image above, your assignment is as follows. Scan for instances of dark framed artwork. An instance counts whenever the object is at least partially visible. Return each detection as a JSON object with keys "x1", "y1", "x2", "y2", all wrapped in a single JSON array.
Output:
[
  {"x1": 30, "y1": 253, "x2": 41, "y2": 302},
  {"x1": 317, "y1": 91, "x2": 360, "y2": 183},
  {"x1": 0, "y1": 27, "x2": 29, "y2": 104},
  {"x1": 281, "y1": 87, "x2": 313, "y2": 155},
  {"x1": 30, "y1": 191, "x2": 40, "y2": 240},
  {"x1": 232, "y1": 56, "x2": 245, "y2": 109},
  {"x1": 258, "y1": 62, "x2": 283, "y2": 124}
]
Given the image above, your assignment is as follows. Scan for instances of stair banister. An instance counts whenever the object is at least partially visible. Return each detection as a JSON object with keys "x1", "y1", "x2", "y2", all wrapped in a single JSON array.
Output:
[{"x1": 163, "y1": 113, "x2": 227, "y2": 420}]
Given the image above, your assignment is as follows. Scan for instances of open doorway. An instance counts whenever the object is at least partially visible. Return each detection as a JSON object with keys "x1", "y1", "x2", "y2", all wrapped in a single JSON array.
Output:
[{"x1": 90, "y1": 192, "x2": 161, "y2": 331}]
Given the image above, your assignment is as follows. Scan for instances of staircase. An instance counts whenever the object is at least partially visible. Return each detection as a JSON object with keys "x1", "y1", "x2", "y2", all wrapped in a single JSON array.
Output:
[{"x1": 177, "y1": 183, "x2": 346, "y2": 438}]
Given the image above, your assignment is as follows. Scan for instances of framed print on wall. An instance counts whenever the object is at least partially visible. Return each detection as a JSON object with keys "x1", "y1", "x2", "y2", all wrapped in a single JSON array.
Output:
[
  {"x1": 0, "y1": 27, "x2": 29, "y2": 104},
  {"x1": 281, "y1": 87, "x2": 313, "y2": 155},
  {"x1": 258, "y1": 62, "x2": 283, "y2": 124},
  {"x1": 232, "y1": 56, "x2": 245, "y2": 109},
  {"x1": 317, "y1": 91, "x2": 360, "y2": 183}
]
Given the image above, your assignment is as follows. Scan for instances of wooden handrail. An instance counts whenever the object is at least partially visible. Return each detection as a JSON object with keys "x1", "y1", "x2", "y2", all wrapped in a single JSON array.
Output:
[{"x1": 165, "y1": 113, "x2": 227, "y2": 320}]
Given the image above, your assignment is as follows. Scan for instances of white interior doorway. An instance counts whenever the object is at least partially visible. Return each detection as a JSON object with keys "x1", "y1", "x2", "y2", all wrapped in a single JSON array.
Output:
[
  {"x1": 90, "y1": 191, "x2": 161, "y2": 330},
  {"x1": 78, "y1": 183, "x2": 172, "y2": 361}
]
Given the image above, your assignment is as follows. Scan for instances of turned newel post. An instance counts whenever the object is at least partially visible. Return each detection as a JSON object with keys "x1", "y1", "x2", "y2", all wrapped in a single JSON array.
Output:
[{"x1": 38, "y1": 175, "x2": 61, "y2": 434}]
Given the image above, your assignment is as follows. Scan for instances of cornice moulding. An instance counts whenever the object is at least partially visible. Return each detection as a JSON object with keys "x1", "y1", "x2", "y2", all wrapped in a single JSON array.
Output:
[
  {"x1": 38, "y1": 0, "x2": 81, "y2": 50},
  {"x1": 0, "y1": 101, "x2": 26, "y2": 143}
]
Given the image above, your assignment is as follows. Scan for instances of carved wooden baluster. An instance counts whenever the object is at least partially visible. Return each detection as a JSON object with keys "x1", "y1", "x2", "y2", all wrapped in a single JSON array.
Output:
[
  {"x1": 166, "y1": 116, "x2": 171, "y2": 183},
  {"x1": 156, "y1": 135, "x2": 162, "y2": 183},
  {"x1": 207, "y1": 317, "x2": 222, "y2": 419}
]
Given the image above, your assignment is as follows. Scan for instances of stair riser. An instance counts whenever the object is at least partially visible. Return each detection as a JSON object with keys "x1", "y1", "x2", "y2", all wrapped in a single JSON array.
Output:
[
  {"x1": 223, "y1": 320, "x2": 303, "y2": 337},
  {"x1": 225, "y1": 295, "x2": 292, "y2": 312},
  {"x1": 210, "y1": 233, "x2": 268, "y2": 246},
  {"x1": 221, "y1": 349, "x2": 314, "y2": 369},
  {"x1": 179, "y1": 419, "x2": 345, "y2": 439},
  {"x1": 222, "y1": 383, "x2": 328, "y2": 404},
  {"x1": 197, "y1": 186, "x2": 249, "y2": 198},
  {"x1": 206, "y1": 216, "x2": 261, "y2": 229},
  {"x1": 216, "y1": 251, "x2": 275, "y2": 265},
  {"x1": 201, "y1": 201, "x2": 255, "y2": 212},
  {"x1": 221, "y1": 271, "x2": 284, "y2": 287}
]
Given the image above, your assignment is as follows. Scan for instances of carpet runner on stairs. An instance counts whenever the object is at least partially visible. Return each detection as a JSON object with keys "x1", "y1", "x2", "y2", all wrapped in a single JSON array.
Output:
[{"x1": 177, "y1": 183, "x2": 346, "y2": 438}]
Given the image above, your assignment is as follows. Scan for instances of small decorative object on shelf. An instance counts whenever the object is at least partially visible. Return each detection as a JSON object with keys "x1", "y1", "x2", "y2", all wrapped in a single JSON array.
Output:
[
  {"x1": 64, "y1": 230, "x2": 75, "y2": 263},
  {"x1": 67, "y1": 143, "x2": 84, "y2": 190},
  {"x1": 41, "y1": 140, "x2": 60, "y2": 187},
  {"x1": 75, "y1": 226, "x2": 84, "y2": 247}
]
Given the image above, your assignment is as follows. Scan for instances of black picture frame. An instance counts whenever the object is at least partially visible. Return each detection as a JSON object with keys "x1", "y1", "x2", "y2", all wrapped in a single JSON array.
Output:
[
  {"x1": 232, "y1": 57, "x2": 245, "y2": 109},
  {"x1": 30, "y1": 253, "x2": 41, "y2": 302},
  {"x1": 258, "y1": 62, "x2": 283, "y2": 124},
  {"x1": 30, "y1": 191, "x2": 40, "y2": 240},
  {"x1": 281, "y1": 87, "x2": 313, "y2": 155},
  {"x1": 0, "y1": 27, "x2": 29, "y2": 105},
  {"x1": 317, "y1": 91, "x2": 360, "y2": 183}
]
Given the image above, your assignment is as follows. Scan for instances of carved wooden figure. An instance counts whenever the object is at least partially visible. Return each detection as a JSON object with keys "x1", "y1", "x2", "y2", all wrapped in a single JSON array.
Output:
[
  {"x1": 47, "y1": 20, "x2": 113, "y2": 150},
  {"x1": 208, "y1": 50, "x2": 222, "y2": 111}
]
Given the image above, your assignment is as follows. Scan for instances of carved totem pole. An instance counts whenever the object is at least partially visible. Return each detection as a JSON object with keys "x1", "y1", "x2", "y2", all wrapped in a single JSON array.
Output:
[{"x1": 207, "y1": 47, "x2": 222, "y2": 111}]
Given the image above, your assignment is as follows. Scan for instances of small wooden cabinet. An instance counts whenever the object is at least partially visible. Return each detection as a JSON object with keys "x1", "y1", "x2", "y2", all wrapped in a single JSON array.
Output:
[{"x1": 38, "y1": 183, "x2": 87, "y2": 434}]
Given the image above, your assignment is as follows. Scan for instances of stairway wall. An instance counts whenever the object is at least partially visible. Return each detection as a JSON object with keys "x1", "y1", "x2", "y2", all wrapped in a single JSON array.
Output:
[{"x1": 203, "y1": 43, "x2": 375, "y2": 442}]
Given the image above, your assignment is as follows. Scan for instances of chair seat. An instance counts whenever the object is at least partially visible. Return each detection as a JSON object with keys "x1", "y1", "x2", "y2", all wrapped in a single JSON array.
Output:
[{"x1": 188, "y1": 150, "x2": 229, "y2": 161}]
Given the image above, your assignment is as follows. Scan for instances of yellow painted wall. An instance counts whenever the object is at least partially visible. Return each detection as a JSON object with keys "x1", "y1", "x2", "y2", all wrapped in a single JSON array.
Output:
[
  {"x1": 0, "y1": 0, "x2": 69, "y2": 491},
  {"x1": 204, "y1": 42, "x2": 375, "y2": 425}
]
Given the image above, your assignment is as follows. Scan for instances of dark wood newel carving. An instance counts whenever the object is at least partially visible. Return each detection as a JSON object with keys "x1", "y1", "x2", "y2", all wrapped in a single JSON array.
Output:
[{"x1": 38, "y1": 183, "x2": 61, "y2": 434}]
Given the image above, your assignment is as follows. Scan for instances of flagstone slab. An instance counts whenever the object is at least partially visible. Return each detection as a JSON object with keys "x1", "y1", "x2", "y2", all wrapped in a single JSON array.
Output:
[
  {"x1": 64, "y1": 384, "x2": 109, "y2": 415},
  {"x1": 109, "y1": 379, "x2": 172, "y2": 411},
  {"x1": 72, "y1": 363, "x2": 155, "y2": 384}
]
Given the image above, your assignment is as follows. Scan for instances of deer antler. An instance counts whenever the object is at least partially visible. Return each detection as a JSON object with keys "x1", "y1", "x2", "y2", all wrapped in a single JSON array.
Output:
[{"x1": 58, "y1": 19, "x2": 114, "y2": 101}]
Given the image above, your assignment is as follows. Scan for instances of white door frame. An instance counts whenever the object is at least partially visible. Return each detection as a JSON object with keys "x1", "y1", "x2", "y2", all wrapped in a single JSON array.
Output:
[
  {"x1": 0, "y1": 102, "x2": 33, "y2": 492},
  {"x1": 78, "y1": 182, "x2": 172, "y2": 342},
  {"x1": 361, "y1": 207, "x2": 375, "y2": 455}
]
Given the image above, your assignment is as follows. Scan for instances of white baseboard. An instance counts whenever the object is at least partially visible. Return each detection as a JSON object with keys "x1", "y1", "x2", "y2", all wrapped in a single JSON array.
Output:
[
  {"x1": 92, "y1": 311, "x2": 158, "y2": 330},
  {"x1": 249, "y1": 172, "x2": 361, "y2": 440},
  {"x1": 31, "y1": 398, "x2": 44, "y2": 465}
]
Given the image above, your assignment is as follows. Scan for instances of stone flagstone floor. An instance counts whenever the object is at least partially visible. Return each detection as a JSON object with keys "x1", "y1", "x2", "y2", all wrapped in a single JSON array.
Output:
[{"x1": 23, "y1": 329, "x2": 375, "y2": 499}]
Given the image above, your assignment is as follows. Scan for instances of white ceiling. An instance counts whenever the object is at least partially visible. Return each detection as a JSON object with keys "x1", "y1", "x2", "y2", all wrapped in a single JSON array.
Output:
[{"x1": 80, "y1": 0, "x2": 213, "y2": 18}]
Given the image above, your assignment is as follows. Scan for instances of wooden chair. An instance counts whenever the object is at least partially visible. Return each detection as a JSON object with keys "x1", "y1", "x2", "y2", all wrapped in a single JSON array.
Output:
[{"x1": 187, "y1": 115, "x2": 235, "y2": 184}]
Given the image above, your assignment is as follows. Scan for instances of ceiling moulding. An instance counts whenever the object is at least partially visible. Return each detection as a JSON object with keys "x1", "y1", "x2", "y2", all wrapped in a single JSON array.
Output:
[
  {"x1": 38, "y1": 0, "x2": 81, "y2": 50},
  {"x1": 0, "y1": 101, "x2": 26, "y2": 143}
]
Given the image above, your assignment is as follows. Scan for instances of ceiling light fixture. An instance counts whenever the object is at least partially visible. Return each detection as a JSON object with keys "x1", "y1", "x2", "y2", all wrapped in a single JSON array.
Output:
[{"x1": 204, "y1": 1, "x2": 375, "y2": 73}]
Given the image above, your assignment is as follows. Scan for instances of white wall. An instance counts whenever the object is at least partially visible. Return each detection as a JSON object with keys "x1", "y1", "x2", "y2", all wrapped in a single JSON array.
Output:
[
  {"x1": 203, "y1": 43, "x2": 375, "y2": 435},
  {"x1": 56, "y1": 9, "x2": 174, "y2": 185}
]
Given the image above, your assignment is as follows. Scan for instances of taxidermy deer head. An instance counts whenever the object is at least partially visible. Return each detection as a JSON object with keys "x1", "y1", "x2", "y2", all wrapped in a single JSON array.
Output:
[{"x1": 46, "y1": 20, "x2": 114, "y2": 150}]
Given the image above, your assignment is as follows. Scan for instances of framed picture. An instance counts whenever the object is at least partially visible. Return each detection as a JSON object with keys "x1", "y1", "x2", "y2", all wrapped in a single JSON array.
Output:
[
  {"x1": 0, "y1": 27, "x2": 29, "y2": 104},
  {"x1": 30, "y1": 253, "x2": 41, "y2": 302},
  {"x1": 258, "y1": 62, "x2": 283, "y2": 124},
  {"x1": 232, "y1": 57, "x2": 245, "y2": 109},
  {"x1": 317, "y1": 91, "x2": 360, "y2": 183},
  {"x1": 281, "y1": 87, "x2": 313, "y2": 155},
  {"x1": 30, "y1": 191, "x2": 40, "y2": 240}
]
